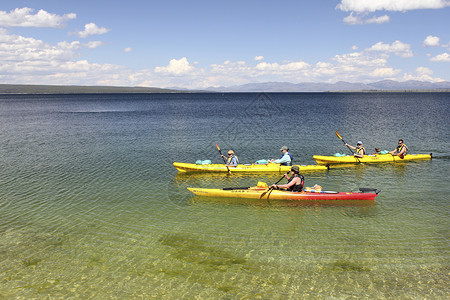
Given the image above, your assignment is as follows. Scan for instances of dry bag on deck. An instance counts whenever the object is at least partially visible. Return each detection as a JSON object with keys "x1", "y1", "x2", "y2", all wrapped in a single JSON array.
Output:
[{"x1": 195, "y1": 160, "x2": 212, "y2": 165}]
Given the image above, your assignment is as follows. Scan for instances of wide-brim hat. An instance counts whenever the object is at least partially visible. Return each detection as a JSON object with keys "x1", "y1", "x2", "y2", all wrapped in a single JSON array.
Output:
[{"x1": 291, "y1": 166, "x2": 300, "y2": 173}]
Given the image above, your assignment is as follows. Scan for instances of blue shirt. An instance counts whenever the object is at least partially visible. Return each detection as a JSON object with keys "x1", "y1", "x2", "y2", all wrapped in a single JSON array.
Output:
[
  {"x1": 273, "y1": 152, "x2": 291, "y2": 165},
  {"x1": 226, "y1": 155, "x2": 239, "y2": 166}
]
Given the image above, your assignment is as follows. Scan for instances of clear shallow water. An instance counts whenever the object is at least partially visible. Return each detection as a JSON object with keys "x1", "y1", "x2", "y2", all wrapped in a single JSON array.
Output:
[{"x1": 0, "y1": 93, "x2": 448, "y2": 298}]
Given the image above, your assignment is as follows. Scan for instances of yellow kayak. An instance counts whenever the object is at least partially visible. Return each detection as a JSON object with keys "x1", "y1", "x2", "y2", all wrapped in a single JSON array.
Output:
[
  {"x1": 313, "y1": 153, "x2": 432, "y2": 165},
  {"x1": 173, "y1": 162, "x2": 328, "y2": 173}
]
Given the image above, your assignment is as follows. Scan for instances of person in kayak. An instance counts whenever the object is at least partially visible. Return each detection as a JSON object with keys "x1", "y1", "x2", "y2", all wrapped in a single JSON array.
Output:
[
  {"x1": 269, "y1": 146, "x2": 293, "y2": 166},
  {"x1": 221, "y1": 150, "x2": 239, "y2": 167},
  {"x1": 389, "y1": 139, "x2": 408, "y2": 157},
  {"x1": 345, "y1": 141, "x2": 366, "y2": 158},
  {"x1": 271, "y1": 166, "x2": 304, "y2": 192}
]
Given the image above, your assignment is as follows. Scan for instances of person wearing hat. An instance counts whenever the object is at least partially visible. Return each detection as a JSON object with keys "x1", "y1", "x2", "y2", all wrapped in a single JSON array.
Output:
[
  {"x1": 345, "y1": 141, "x2": 366, "y2": 158},
  {"x1": 269, "y1": 146, "x2": 293, "y2": 166},
  {"x1": 271, "y1": 165, "x2": 304, "y2": 192},
  {"x1": 221, "y1": 150, "x2": 239, "y2": 167}
]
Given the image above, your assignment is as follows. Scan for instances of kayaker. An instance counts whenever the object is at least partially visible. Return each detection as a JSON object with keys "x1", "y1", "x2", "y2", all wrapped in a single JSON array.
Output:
[
  {"x1": 221, "y1": 150, "x2": 239, "y2": 167},
  {"x1": 389, "y1": 139, "x2": 408, "y2": 157},
  {"x1": 345, "y1": 141, "x2": 366, "y2": 158},
  {"x1": 269, "y1": 146, "x2": 293, "y2": 166},
  {"x1": 271, "y1": 166, "x2": 304, "y2": 192}
]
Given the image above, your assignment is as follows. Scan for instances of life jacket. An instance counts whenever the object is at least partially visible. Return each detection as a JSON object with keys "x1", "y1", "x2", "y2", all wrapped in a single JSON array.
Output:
[
  {"x1": 226, "y1": 155, "x2": 239, "y2": 165},
  {"x1": 396, "y1": 144, "x2": 408, "y2": 155},
  {"x1": 287, "y1": 174, "x2": 304, "y2": 192},
  {"x1": 279, "y1": 152, "x2": 293, "y2": 166},
  {"x1": 280, "y1": 152, "x2": 293, "y2": 160},
  {"x1": 356, "y1": 146, "x2": 366, "y2": 155}
]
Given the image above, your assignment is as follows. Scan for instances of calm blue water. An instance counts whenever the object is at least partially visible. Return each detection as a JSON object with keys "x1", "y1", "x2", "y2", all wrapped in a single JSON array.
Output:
[{"x1": 0, "y1": 93, "x2": 449, "y2": 298}]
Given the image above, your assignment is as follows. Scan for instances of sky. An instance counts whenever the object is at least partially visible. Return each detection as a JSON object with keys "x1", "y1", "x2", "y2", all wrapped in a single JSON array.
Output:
[{"x1": 0, "y1": 0, "x2": 449, "y2": 89}]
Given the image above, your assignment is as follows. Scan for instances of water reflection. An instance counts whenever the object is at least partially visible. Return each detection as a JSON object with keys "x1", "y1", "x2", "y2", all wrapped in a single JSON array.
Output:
[{"x1": 189, "y1": 196, "x2": 376, "y2": 208}]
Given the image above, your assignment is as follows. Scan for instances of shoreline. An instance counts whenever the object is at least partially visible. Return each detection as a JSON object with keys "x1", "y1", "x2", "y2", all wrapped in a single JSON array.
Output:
[{"x1": 0, "y1": 84, "x2": 449, "y2": 94}]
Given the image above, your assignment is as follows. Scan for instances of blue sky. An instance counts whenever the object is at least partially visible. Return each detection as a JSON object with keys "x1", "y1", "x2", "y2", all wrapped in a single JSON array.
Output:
[{"x1": 1, "y1": 0, "x2": 449, "y2": 89}]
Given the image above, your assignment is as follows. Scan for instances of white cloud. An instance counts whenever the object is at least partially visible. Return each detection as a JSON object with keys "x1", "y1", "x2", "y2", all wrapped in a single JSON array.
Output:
[
  {"x1": 343, "y1": 13, "x2": 389, "y2": 25},
  {"x1": 207, "y1": 51, "x2": 400, "y2": 85},
  {"x1": 430, "y1": 52, "x2": 450, "y2": 62},
  {"x1": 0, "y1": 26, "x2": 446, "y2": 89},
  {"x1": 337, "y1": 0, "x2": 450, "y2": 13},
  {"x1": 124, "y1": 47, "x2": 132, "y2": 52},
  {"x1": 0, "y1": 28, "x2": 118, "y2": 84},
  {"x1": 0, "y1": 29, "x2": 78, "y2": 63},
  {"x1": 255, "y1": 61, "x2": 309, "y2": 72},
  {"x1": 367, "y1": 40, "x2": 413, "y2": 58},
  {"x1": 74, "y1": 23, "x2": 110, "y2": 38},
  {"x1": 59, "y1": 60, "x2": 121, "y2": 72},
  {"x1": 254, "y1": 56, "x2": 264, "y2": 61},
  {"x1": 423, "y1": 35, "x2": 440, "y2": 47},
  {"x1": 0, "y1": 27, "x2": 133, "y2": 86},
  {"x1": 210, "y1": 60, "x2": 251, "y2": 74},
  {"x1": 324, "y1": 48, "x2": 412, "y2": 82},
  {"x1": 0, "y1": 7, "x2": 76, "y2": 28},
  {"x1": 85, "y1": 41, "x2": 104, "y2": 49},
  {"x1": 415, "y1": 67, "x2": 433, "y2": 75},
  {"x1": 154, "y1": 57, "x2": 195, "y2": 75},
  {"x1": 351, "y1": 45, "x2": 358, "y2": 50},
  {"x1": 338, "y1": 0, "x2": 449, "y2": 25},
  {"x1": 255, "y1": 62, "x2": 278, "y2": 71},
  {"x1": 401, "y1": 66, "x2": 446, "y2": 82},
  {"x1": 343, "y1": 13, "x2": 362, "y2": 25},
  {"x1": 370, "y1": 67, "x2": 400, "y2": 77},
  {"x1": 314, "y1": 62, "x2": 336, "y2": 75},
  {"x1": 332, "y1": 52, "x2": 387, "y2": 67},
  {"x1": 365, "y1": 15, "x2": 390, "y2": 24}
]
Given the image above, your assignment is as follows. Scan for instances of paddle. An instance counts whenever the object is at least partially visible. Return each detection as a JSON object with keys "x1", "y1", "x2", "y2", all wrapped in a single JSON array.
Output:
[
  {"x1": 216, "y1": 143, "x2": 231, "y2": 174},
  {"x1": 390, "y1": 153, "x2": 404, "y2": 161},
  {"x1": 335, "y1": 130, "x2": 360, "y2": 163},
  {"x1": 259, "y1": 173, "x2": 287, "y2": 199},
  {"x1": 390, "y1": 150, "x2": 404, "y2": 159},
  {"x1": 223, "y1": 187, "x2": 250, "y2": 190}
]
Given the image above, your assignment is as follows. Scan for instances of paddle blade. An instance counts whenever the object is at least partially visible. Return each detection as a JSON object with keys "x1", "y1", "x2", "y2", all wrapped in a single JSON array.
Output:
[
  {"x1": 216, "y1": 143, "x2": 220, "y2": 151},
  {"x1": 259, "y1": 187, "x2": 272, "y2": 199},
  {"x1": 398, "y1": 153, "x2": 404, "y2": 159},
  {"x1": 335, "y1": 130, "x2": 343, "y2": 140}
]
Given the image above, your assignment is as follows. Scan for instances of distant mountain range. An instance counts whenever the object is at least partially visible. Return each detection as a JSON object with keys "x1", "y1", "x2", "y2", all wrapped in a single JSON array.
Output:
[
  {"x1": 0, "y1": 84, "x2": 184, "y2": 94},
  {"x1": 205, "y1": 80, "x2": 450, "y2": 92},
  {"x1": 0, "y1": 80, "x2": 449, "y2": 94}
]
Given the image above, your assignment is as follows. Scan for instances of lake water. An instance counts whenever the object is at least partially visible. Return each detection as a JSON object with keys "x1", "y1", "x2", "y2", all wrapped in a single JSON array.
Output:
[{"x1": 0, "y1": 92, "x2": 449, "y2": 298}]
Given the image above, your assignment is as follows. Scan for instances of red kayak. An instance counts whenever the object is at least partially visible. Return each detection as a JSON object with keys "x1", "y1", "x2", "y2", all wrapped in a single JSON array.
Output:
[{"x1": 188, "y1": 186, "x2": 380, "y2": 201}]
